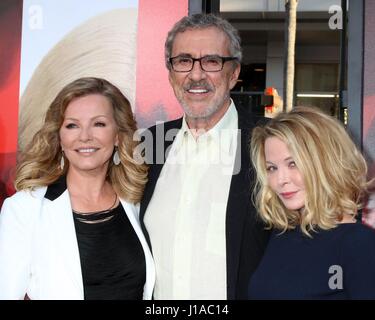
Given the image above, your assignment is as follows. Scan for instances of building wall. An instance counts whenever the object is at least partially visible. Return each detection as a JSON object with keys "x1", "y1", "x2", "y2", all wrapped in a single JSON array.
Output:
[
  {"x1": 361, "y1": 0, "x2": 375, "y2": 227},
  {"x1": 363, "y1": 0, "x2": 375, "y2": 173},
  {"x1": 241, "y1": 42, "x2": 339, "y2": 98}
]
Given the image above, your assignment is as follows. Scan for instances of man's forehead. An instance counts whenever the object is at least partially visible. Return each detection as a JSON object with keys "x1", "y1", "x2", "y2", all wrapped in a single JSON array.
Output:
[
  {"x1": 172, "y1": 28, "x2": 230, "y2": 54},
  {"x1": 176, "y1": 26, "x2": 225, "y2": 37}
]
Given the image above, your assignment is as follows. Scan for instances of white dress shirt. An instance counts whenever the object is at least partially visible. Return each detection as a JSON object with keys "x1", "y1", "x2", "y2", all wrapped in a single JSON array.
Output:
[{"x1": 144, "y1": 101, "x2": 238, "y2": 299}]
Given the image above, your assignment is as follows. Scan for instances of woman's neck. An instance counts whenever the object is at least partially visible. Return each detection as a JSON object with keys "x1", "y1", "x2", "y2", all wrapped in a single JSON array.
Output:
[
  {"x1": 338, "y1": 213, "x2": 357, "y2": 224},
  {"x1": 66, "y1": 169, "x2": 116, "y2": 212}
]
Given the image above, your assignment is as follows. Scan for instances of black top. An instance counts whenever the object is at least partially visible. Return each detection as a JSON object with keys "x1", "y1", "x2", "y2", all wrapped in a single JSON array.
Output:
[
  {"x1": 248, "y1": 222, "x2": 375, "y2": 299},
  {"x1": 73, "y1": 203, "x2": 146, "y2": 300}
]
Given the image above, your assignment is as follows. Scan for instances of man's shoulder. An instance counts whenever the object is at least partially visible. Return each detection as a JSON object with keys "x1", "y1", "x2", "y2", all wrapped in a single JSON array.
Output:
[
  {"x1": 238, "y1": 112, "x2": 268, "y2": 131},
  {"x1": 235, "y1": 104, "x2": 268, "y2": 129},
  {"x1": 252, "y1": 115, "x2": 269, "y2": 127},
  {"x1": 140, "y1": 118, "x2": 183, "y2": 163}
]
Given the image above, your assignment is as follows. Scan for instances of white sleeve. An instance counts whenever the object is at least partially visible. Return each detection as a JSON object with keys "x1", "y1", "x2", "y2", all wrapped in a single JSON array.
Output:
[{"x1": 0, "y1": 193, "x2": 34, "y2": 299}]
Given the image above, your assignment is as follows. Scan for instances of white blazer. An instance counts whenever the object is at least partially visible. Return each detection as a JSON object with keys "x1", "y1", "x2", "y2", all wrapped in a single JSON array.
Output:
[{"x1": 0, "y1": 186, "x2": 155, "y2": 300}]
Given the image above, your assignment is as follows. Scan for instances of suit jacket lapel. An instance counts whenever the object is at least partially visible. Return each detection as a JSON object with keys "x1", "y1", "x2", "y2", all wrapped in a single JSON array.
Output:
[
  {"x1": 225, "y1": 105, "x2": 260, "y2": 299},
  {"x1": 140, "y1": 118, "x2": 183, "y2": 248},
  {"x1": 225, "y1": 123, "x2": 251, "y2": 299}
]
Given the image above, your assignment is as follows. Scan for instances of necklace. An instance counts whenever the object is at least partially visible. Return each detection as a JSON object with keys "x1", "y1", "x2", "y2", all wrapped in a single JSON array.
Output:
[{"x1": 72, "y1": 193, "x2": 118, "y2": 216}]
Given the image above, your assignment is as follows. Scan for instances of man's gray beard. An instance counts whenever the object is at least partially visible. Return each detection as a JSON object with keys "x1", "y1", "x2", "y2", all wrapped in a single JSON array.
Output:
[{"x1": 178, "y1": 93, "x2": 230, "y2": 121}]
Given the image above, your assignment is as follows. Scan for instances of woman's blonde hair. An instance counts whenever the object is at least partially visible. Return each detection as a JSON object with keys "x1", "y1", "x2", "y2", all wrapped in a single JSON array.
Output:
[
  {"x1": 251, "y1": 106, "x2": 370, "y2": 236},
  {"x1": 15, "y1": 77, "x2": 148, "y2": 203}
]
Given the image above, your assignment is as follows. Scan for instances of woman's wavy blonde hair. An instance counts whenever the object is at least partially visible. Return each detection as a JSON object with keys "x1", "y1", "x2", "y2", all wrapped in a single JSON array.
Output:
[
  {"x1": 15, "y1": 77, "x2": 148, "y2": 203},
  {"x1": 251, "y1": 106, "x2": 370, "y2": 236}
]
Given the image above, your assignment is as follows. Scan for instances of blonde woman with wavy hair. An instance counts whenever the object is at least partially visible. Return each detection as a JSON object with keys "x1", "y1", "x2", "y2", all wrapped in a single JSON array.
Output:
[
  {"x1": 0, "y1": 77, "x2": 155, "y2": 300},
  {"x1": 248, "y1": 106, "x2": 375, "y2": 299}
]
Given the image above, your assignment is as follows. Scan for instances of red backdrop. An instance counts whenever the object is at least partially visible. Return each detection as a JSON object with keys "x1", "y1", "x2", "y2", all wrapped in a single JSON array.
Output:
[
  {"x1": 0, "y1": 0, "x2": 23, "y2": 205},
  {"x1": 135, "y1": 0, "x2": 187, "y2": 128}
]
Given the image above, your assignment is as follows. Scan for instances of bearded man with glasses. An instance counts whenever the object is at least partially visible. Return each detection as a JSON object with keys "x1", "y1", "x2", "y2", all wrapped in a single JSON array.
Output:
[{"x1": 140, "y1": 13, "x2": 270, "y2": 300}]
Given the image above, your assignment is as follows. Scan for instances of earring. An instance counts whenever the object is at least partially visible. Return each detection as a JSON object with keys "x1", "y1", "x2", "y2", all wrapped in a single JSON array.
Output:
[
  {"x1": 60, "y1": 153, "x2": 65, "y2": 170},
  {"x1": 113, "y1": 147, "x2": 121, "y2": 165}
]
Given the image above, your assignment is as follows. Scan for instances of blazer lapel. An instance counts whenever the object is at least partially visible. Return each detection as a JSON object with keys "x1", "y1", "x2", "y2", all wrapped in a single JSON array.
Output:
[
  {"x1": 120, "y1": 200, "x2": 155, "y2": 299},
  {"x1": 44, "y1": 185, "x2": 83, "y2": 298}
]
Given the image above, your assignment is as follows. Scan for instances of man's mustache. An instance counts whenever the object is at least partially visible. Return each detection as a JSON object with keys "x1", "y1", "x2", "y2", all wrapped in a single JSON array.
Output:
[{"x1": 184, "y1": 81, "x2": 213, "y2": 91}]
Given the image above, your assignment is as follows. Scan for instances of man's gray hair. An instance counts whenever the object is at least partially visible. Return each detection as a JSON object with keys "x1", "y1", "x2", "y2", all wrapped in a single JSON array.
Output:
[{"x1": 165, "y1": 13, "x2": 242, "y2": 70}]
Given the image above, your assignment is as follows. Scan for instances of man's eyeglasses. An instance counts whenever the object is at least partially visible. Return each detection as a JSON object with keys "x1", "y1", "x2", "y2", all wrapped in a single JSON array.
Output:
[{"x1": 169, "y1": 55, "x2": 238, "y2": 72}]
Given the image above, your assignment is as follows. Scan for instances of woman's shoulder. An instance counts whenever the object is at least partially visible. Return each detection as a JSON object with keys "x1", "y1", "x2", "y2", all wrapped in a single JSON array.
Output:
[
  {"x1": 2, "y1": 187, "x2": 47, "y2": 211},
  {"x1": 340, "y1": 221, "x2": 375, "y2": 237},
  {"x1": 8, "y1": 187, "x2": 47, "y2": 201},
  {"x1": 0, "y1": 187, "x2": 47, "y2": 227},
  {"x1": 339, "y1": 223, "x2": 375, "y2": 297},
  {"x1": 339, "y1": 222, "x2": 375, "y2": 254}
]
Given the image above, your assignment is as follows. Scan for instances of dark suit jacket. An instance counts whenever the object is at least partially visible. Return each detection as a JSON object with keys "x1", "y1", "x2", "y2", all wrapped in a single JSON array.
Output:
[{"x1": 140, "y1": 104, "x2": 270, "y2": 299}]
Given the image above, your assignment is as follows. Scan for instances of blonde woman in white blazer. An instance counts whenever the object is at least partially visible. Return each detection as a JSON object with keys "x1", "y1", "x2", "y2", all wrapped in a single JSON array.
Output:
[{"x1": 0, "y1": 77, "x2": 155, "y2": 300}]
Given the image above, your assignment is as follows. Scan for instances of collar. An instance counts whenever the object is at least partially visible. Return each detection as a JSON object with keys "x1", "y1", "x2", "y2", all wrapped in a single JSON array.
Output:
[
  {"x1": 175, "y1": 100, "x2": 238, "y2": 155},
  {"x1": 45, "y1": 175, "x2": 67, "y2": 201}
]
